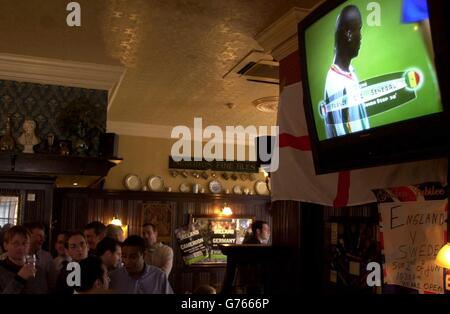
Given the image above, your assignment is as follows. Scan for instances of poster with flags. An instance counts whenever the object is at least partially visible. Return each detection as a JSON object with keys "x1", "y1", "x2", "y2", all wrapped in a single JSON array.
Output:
[{"x1": 174, "y1": 224, "x2": 208, "y2": 265}]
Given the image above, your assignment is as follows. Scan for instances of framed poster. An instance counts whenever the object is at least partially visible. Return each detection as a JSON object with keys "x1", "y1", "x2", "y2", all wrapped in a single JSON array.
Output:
[
  {"x1": 174, "y1": 224, "x2": 209, "y2": 265},
  {"x1": 141, "y1": 201, "x2": 174, "y2": 244},
  {"x1": 190, "y1": 215, "x2": 254, "y2": 264}
]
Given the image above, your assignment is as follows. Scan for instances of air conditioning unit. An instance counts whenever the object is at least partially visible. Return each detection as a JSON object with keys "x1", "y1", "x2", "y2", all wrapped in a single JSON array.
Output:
[{"x1": 223, "y1": 50, "x2": 279, "y2": 84}]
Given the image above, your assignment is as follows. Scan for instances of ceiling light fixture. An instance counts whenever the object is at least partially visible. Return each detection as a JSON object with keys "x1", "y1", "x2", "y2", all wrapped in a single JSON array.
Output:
[
  {"x1": 111, "y1": 216, "x2": 123, "y2": 227},
  {"x1": 252, "y1": 96, "x2": 279, "y2": 113},
  {"x1": 222, "y1": 203, "x2": 233, "y2": 216}
]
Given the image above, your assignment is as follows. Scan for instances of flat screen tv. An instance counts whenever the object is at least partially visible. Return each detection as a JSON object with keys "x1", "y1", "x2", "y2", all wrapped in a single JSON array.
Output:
[{"x1": 298, "y1": 0, "x2": 449, "y2": 174}]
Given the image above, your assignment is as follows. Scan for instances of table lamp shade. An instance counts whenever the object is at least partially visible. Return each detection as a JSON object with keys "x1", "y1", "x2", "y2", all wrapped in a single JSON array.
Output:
[{"x1": 436, "y1": 243, "x2": 450, "y2": 269}]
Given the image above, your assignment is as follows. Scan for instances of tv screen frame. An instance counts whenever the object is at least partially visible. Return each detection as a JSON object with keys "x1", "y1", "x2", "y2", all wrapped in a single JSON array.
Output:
[{"x1": 298, "y1": 0, "x2": 450, "y2": 175}]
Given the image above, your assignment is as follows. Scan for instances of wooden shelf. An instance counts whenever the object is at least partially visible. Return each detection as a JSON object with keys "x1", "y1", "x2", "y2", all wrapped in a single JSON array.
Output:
[{"x1": 0, "y1": 152, "x2": 122, "y2": 187}]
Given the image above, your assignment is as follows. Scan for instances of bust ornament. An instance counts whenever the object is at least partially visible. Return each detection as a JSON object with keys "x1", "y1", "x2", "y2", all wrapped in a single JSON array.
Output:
[{"x1": 17, "y1": 119, "x2": 40, "y2": 153}]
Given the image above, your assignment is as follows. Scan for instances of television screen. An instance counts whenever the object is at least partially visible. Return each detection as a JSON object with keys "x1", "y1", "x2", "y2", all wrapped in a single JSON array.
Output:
[{"x1": 298, "y1": 0, "x2": 448, "y2": 174}]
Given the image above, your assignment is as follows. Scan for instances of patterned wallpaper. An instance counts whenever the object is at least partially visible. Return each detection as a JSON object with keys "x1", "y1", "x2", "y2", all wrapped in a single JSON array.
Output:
[{"x1": 0, "y1": 80, "x2": 107, "y2": 156}]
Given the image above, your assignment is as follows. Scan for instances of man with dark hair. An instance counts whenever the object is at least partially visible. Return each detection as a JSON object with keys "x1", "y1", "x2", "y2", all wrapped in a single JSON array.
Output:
[
  {"x1": 84, "y1": 221, "x2": 106, "y2": 255},
  {"x1": 96, "y1": 237, "x2": 122, "y2": 271},
  {"x1": 109, "y1": 235, "x2": 173, "y2": 294},
  {"x1": 243, "y1": 220, "x2": 270, "y2": 244},
  {"x1": 74, "y1": 256, "x2": 110, "y2": 294},
  {"x1": 323, "y1": 5, "x2": 369, "y2": 139},
  {"x1": 0, "y1": 223, "x2": 13, "y2": 256},
  {"x1": 52, "y1": 231, "x2": 71, "y2": 271},
  {"x1": 65, "y1": 231, "x2": 89, "y2": 263},
  {"x1": 142, "y1": 223, "x2": 173, "y2": 276},
  {"x1": 23, "y1": 222, "x2": 52, "y2": 290},
  {"x1": 50, "y1": 231, "x2": 71, "y2": 289},
  {"x1": 53, "y1": 231, "x2": 89, "y2": 294},
  {"x1": 105, "y1": 224, "x2": 124, "y2": 243}
]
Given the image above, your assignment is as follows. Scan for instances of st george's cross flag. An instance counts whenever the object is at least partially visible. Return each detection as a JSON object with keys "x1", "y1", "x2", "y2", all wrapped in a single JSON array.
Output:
[{"x1": 271, "y1": 78, "x2": 447, "y2": 207}]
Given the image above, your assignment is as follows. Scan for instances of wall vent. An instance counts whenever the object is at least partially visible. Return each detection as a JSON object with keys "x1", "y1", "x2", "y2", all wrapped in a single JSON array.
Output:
[{"x1": 224, "y1": 50, "x2": 279, "y2": 84}]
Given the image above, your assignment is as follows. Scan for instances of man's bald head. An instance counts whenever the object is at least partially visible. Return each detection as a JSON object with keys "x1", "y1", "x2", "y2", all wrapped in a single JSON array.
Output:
[{"x1": 335, "y1": 5, "x2": 362, "y2": 59}]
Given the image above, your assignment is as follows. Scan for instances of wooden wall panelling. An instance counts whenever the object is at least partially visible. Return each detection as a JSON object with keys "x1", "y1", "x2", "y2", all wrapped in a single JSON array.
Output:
[
  {"x1": 270, "y1": 201, "x2": 325, "y2": 294},
  {"x1": 58, "y1": 192, "x2": 89, "y2": 232},
  {"x1": 23, "y1": 189, "x2": 46, "y2": 223},
  {"x1": 322, "y1": 203, "x2": 380, "y2": 294},
  {"x1": 0, "y1": 177, "x2": 54, "y2": 247}
]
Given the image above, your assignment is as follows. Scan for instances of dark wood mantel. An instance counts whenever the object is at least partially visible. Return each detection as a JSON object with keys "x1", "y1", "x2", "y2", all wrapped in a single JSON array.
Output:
[{"x1": 0, "y1": 152, "x2": 122, "y2": 187}]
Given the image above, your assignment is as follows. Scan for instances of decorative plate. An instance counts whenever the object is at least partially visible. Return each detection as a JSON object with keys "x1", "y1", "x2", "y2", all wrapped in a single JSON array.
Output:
[
  {"x1": 123, "y1": 174, "x2": 142, "y2": 191},
  {"x1": 209, "y1": 180, "x2": 222, "y2": 194},
  {"x1": 255, "y1": 180, "x2": 269, "y2": 195},
  {"x1": 148, "y1": 176, "x2": 164, "y2": 191},
  {"x1": 180, "y1": 183, "x2": 190, "y2": 193},
  {"x1": 233, "y1": 185, "x2": 242, "y2": 195}
]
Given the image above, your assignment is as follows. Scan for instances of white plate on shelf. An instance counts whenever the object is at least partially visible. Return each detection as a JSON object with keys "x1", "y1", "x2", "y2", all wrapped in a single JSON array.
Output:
[
  {"x1": 123, "y1": 174, "x2": 142, "y2": 191},
  {"x1": 148, "y1": 176, "x2": 164, "y2": 191},
  {"x1": 255, "y1": 180, "x2": 269, "y2": 195},
  {"x1": 233, "y1": 185, "x2": 242, "y2": 195},
  {"x1": 180, "y1": 183, "x2": 190, "y2": 193},
  {"x1": 209, "y1": 180, "x2": 222, "y2": 194}
]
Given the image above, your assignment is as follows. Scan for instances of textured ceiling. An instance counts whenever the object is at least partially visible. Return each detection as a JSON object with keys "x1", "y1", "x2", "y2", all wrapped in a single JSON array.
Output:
[{"x1": 0, "y1": 0, "x2": 319, "y2": 129}]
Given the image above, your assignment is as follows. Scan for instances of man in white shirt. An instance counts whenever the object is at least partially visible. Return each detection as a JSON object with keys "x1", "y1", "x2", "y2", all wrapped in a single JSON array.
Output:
[
  {"x1": 323, "y1": 5, "x2": 369, "y2": 139},
  {"x1": 142, "y1": 223, "x2": 173, "y2": 276}
]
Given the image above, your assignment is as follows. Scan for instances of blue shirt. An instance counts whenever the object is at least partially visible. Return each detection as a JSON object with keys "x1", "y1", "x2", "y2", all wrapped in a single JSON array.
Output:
[{"x1": 110, "y1": 264, "x2": 173, "y2": 294}]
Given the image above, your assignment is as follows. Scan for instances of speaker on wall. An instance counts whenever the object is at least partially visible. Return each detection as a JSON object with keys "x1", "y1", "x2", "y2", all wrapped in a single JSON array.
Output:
[{"x1": 99, "y1": 133, "x2": 119, "y2": 158}]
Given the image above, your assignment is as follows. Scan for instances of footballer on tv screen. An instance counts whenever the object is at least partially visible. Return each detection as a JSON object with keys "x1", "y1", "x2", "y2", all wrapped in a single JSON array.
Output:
[{"x1": 304, "y1": 0, "x2": 442, "y2": 141}]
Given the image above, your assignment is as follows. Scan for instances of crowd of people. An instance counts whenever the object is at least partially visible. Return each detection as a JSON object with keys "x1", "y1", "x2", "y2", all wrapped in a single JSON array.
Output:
[
  {"x1": 0, "y1": 219, "x2": 270, "y2": 294},
  {"x1": 0, "y1": 221, "x2": 174, "y2": 294}
]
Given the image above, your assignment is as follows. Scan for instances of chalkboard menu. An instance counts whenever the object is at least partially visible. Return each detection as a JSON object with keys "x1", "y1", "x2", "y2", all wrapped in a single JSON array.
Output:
[{"x1": 187, "y1": 216, "x2": 253, "y2": 264}]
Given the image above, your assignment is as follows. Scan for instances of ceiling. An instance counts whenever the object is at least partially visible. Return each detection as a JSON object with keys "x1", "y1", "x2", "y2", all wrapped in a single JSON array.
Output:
[{"x1": 0, "y1": 0, "x2": 319, "y2": 130}]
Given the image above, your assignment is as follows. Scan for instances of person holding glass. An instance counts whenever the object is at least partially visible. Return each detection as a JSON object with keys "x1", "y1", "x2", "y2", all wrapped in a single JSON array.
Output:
[{"x1": 0, "y1": 226, "x2": 48, "y2": 293}]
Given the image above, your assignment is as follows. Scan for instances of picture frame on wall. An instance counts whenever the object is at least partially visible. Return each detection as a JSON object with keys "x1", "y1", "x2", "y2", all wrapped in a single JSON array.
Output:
[{"x1": 141, "y1": 201, "x2": 174, "y2": 244}]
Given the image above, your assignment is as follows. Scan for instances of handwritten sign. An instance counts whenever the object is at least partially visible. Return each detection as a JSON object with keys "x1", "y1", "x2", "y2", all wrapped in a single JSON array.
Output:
[{"x1": 379, "y1": 200, "x2": 447, "y2": 293}]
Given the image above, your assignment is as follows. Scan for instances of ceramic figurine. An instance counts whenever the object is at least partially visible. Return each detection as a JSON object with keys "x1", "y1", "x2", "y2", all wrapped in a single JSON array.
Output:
[
  {"x1": 0, "y1": 117, "x2": 15, "y2": 152},
  {"x1": 17, "y1": 119, "x2": 40, "y2": 153}
]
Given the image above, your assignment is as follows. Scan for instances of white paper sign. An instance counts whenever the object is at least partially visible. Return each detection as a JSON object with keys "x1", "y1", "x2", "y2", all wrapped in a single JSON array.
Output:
[{"x1": 379, "y1": 200, "x2": 447, "y2": 294}]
